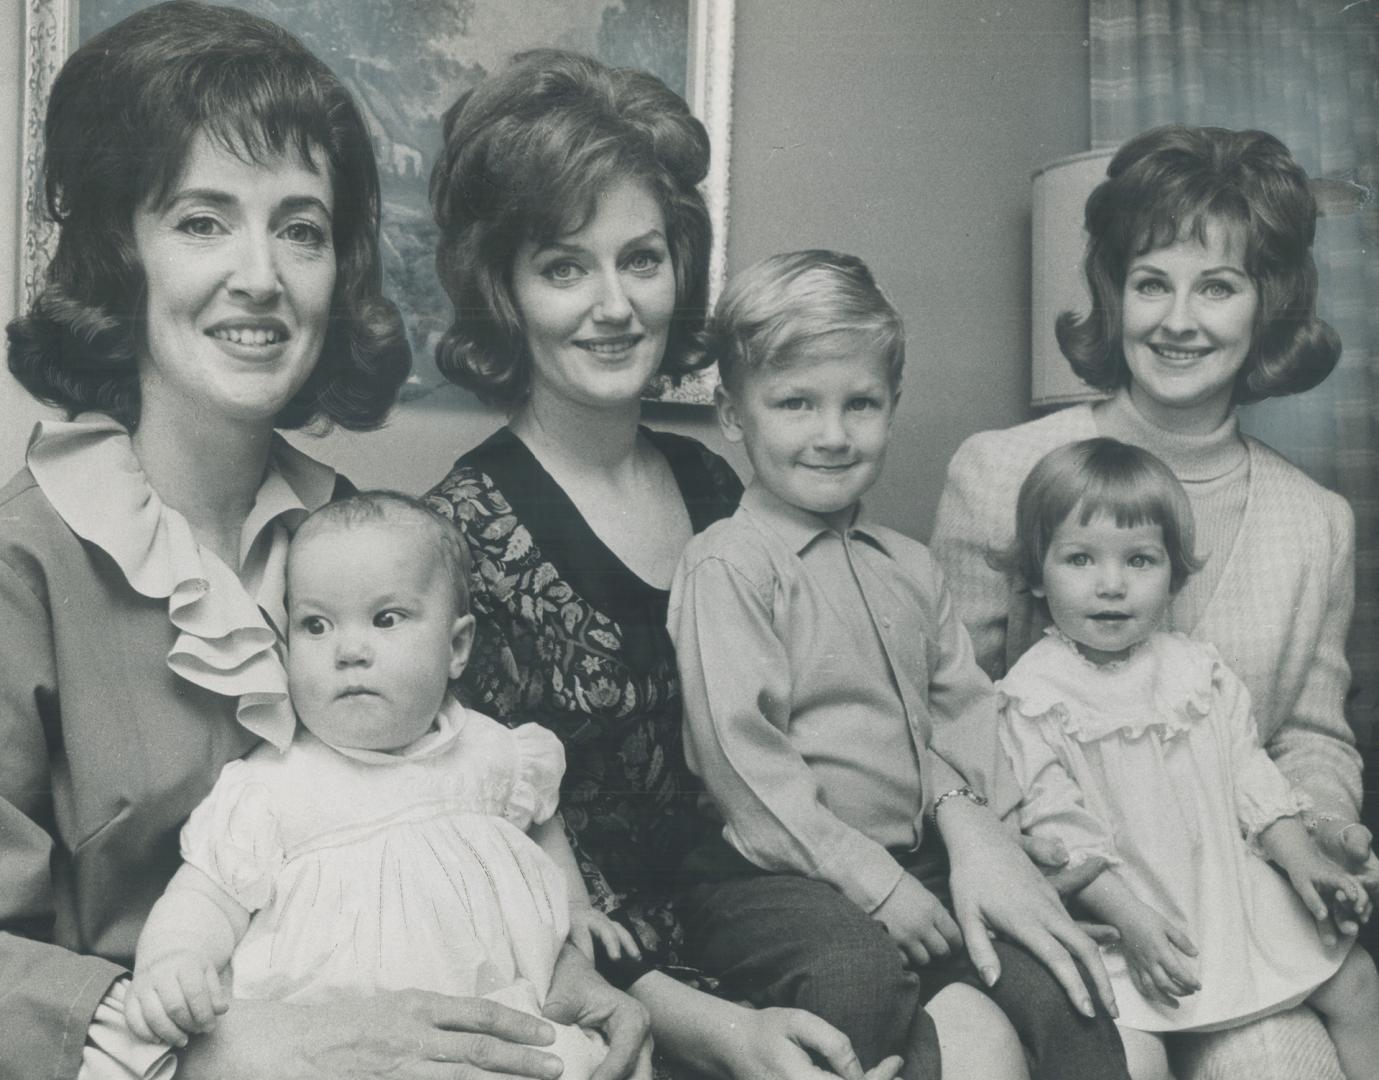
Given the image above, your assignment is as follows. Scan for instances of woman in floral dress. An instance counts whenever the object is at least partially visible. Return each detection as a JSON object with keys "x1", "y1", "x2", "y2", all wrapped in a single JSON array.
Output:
[{"x1": 424, "y1": 49, "x2": 905, "y2": 1080}]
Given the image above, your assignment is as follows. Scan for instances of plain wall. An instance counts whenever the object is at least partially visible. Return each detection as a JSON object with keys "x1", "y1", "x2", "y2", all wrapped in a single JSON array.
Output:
[{"x1": 0, "y1": 0, "x2": 1091, "y2": 540}]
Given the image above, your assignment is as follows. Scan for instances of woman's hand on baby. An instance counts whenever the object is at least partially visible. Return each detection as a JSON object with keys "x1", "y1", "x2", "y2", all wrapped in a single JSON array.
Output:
[
  {"x1": 569, "y1": 904, "x2": 643, "y2": 963},
  {"x1": 127, "y1": 954, "x2": 228, "y2": 1047},
  {"x1": 872, "y1": 873, "x2": 962, "y2": 967},
  {"x1": 178, "y1": 991, "x2": 566, "y2": 1080},
  {"x1": 544, "y1": 941, "x2": 652, "y2": 1080},
  {"x1": 1118, "y1": 904, "x2": 1200, "y2": 1009}
]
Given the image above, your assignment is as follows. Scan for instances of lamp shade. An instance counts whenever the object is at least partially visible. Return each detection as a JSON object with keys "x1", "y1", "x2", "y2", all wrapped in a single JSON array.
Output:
[{"x1": 1030, "y1": 148, "x2": 1116, "y2": 409}]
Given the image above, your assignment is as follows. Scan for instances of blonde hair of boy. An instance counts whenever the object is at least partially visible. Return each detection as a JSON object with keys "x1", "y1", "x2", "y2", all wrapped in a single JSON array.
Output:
[{"x1": 703, "y1": 249, "x2": 905, "y2": 394}]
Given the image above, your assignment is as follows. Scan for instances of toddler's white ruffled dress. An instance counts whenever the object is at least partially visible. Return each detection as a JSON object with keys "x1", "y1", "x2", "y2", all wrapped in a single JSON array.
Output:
[{"x1": 998, "y1": 630, "x2": 1349, "y2": 1032}]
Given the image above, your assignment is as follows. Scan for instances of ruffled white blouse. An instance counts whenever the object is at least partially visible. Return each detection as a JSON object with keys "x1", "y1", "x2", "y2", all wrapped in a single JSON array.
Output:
[
  {"x1": 998, "y1": 630, "x2": 1348, "y2": 1032},
  {"x1": 181, "y1": 698, "x2": 574, "y2": 1007},
  {"x1": 28, "y1": 412, "x2": 336, "y2": 752}
]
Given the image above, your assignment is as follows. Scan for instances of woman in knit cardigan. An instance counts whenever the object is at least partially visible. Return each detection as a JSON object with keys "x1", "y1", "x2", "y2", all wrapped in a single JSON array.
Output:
[{"x1": 932, "y1": 125, "x2": 1376, "y2": 1079}]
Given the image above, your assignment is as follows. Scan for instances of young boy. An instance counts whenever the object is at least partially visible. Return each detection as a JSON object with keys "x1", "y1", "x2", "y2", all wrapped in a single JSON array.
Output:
[{"x1": 669, "y1": 251, "x2": 1128, "y2": 1080}]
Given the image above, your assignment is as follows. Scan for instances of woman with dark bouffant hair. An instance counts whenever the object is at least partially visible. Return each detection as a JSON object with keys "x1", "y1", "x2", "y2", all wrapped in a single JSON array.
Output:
[
  {"x1": 428, "y1": 48, "x2": 713, "y2": 409},
  {"x1": 7, "y1": 8, "x2": 409, "y2": 433},
  {"x1": 425, "y1": 49, "x2": 900, "y2": 1080},
  {"x1": 1055, "y1": 125, "x2": 1340, "y2": 405},
  {"x1": 933, "y1": 124, "x2": 1376, "y2": 1079},
  {"x1": 0, "y1": 7, "x2": 642, "y2": 1079}
]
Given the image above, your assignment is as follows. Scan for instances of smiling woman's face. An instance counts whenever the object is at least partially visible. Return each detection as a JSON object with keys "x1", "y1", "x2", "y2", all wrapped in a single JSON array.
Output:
[
  {"x1": 131, "y1": 130, "x2": 336, "y2": 431},
  {"x1": 509, "y1": 177, "x2": 676, "y2": 412},
  {"x1": 1120, "y1": 217, "x2": 1259, "y2": 434}
]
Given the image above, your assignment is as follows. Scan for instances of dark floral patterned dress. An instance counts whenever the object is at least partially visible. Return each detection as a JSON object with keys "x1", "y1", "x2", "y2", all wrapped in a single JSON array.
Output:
[{"x1": 427, "y1": 425, "x2": 742, "y2": 977}]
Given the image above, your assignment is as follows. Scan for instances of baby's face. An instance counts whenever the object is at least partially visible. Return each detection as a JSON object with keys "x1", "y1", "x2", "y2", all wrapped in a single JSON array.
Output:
[
  {"x1": 1035, "y1": 510, "x2": 1172, "y2": 665},
  {"x1": 286, "y1": 523, "x2": 472, "y2": 751}
]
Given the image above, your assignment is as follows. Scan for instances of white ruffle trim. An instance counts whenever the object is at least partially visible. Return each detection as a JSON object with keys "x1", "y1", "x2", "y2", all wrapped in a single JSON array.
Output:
[
  {"x1": 997, "y1": 630, "x2": 1215, "y2": 744},
  {"x1": 26, "y1": 414, "x2": 335, "y2": 751}
]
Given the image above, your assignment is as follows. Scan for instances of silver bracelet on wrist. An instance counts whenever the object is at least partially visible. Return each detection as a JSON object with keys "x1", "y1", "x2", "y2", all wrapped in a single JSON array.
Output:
[{"x1": 929, "y1": 785, "x2": 988, "y2": 824}]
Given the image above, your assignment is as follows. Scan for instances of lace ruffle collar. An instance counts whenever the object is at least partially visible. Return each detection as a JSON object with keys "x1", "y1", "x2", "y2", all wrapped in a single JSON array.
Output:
[
  {"x1": 997, "y1": 628, "x2": 1217, "y2": 743},
  {"x1": 26, "y1": 414, "x2": 337, "y2": 752}
]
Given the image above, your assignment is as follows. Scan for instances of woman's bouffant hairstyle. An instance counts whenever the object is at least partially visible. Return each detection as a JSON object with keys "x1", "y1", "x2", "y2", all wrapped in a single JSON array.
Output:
[
  {"x1": 1056, "y1": 125, "x2": 1341, "y2": 405},
  {"x1": 703, "y1": 250, "x2": 905, "y2": 395},
  {"x1": 292, "y1": 491, "x2": 472, "y2": 617},
  {"x1": 1006, "y1": 438, "x2": 1202, "y2": 597},
  {"x1": 429, "y1": 49, "x2": 713, "y2": 407},
  {"x1": 6, "y1": 0, "x2": 410, "y2": 431}
]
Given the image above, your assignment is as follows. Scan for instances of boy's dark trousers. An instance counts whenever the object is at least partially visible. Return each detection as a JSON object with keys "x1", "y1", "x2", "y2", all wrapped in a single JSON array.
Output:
[{"x1": 681, "y1": 836, "x2": 1129, "y2": 1080}]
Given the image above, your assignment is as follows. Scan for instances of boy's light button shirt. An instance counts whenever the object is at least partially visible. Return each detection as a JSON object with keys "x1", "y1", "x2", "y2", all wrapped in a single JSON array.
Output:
[{"x1": 670, "y1": 482, "x2": 1018, "y2": 914}]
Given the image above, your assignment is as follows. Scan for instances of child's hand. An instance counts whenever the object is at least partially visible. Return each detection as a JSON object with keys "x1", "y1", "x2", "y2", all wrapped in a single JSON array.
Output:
[
  {"x1": 1118, "y1": 903, "x2": 1199, "y2": 1009},
  {"x1": 1281, "y1": 844, "x2": 1372, "y2": 942},
  {"x1": 127, "y1": 953, "x2": 229, "y2": 1047},
  {"x1": 568, "y1": 904, "x2": 642, "y2": 963},
  {"x1": 872, "y1": 874, "x2": 962, "y2": 968}
]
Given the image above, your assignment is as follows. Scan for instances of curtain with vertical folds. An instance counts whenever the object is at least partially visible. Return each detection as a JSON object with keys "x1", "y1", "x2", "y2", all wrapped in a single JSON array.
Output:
[{"x1": 1089, "y1": 0, "x2": 1379, "y2": 746}]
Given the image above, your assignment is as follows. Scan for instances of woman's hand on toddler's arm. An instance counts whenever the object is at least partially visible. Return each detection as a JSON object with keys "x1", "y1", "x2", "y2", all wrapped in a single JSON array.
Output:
[
  {"x1": 937, "y1": 795, "x2": 1118, "y2": 1020},
  {"x1": 872, "y1": 873, "x2": 962, "y2": 968},
  {"x1": 1021, "y1": 833, "x2": 1109, "y2": 901},
  {"x1": 1309, "y1": 817, "x2": 1379, "y2": 908},
  {"x1": 1020, "y1": 833, "x2": 1121, "y2": 945},
  {"x1": 1265, "y1": 817, "x2": 1373, "y2": 943}
]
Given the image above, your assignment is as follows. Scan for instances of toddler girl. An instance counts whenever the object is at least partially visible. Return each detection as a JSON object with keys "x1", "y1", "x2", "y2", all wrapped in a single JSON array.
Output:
[
  {"x1": 126, "y1": 493, "x2": 636, "y2": 1076},
  {"x1": 997, "y1": 438, "x2": 1378, "y2": 1080}
]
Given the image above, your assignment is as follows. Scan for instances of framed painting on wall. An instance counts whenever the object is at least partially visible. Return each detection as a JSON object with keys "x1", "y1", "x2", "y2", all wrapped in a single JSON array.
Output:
[{"x1": 18, "y1": 0, "x2": 735, "y2": 405}]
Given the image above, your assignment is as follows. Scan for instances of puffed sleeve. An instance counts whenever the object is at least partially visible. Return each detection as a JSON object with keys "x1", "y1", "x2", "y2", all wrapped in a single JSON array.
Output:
[
  {"x1": 0, "y1": 554, "x2": 127, "y2": 1080},
  {"x1": 505, "y1": 722, "x2": 567, "y2": 830},
  {"x1": 178, "y1": 761, "x2": 284, "y2": 913},
  {"x1": 997, "y1": 693, "x2": 1121, "y2": 868},
  {"x1": 1213, "y1": 656, "x2": 1309, "y2": 845}
]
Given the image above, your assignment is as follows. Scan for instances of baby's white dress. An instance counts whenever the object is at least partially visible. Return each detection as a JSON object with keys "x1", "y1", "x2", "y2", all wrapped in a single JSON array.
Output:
[
  {"x1": 180, "y1": 697, "x2": 604, "y2": 1074},
  {"x1": 998, "y1": 630, "x2": 1349, "y2": 1033}
]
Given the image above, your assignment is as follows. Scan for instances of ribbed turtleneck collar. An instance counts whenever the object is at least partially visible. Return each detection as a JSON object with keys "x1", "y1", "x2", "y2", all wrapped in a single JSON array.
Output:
[{"x1": 1092, "y1": 389, "x2": 1246, "y2": 483}]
